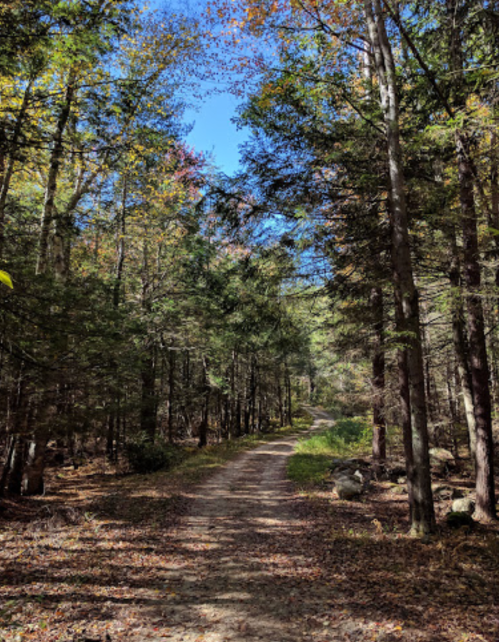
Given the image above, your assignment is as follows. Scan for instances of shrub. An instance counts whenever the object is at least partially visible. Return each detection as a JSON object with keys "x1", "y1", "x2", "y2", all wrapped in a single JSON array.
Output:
[
  {"x1": 125, "y1": 433, "x2": 185, "y2": 474},
  {"x1": 327, "y1": 417, "x2": 372, "y2": 449}
]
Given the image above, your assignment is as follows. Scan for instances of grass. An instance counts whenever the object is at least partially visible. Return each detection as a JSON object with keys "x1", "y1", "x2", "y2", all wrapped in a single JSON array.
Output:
[
  {"x1": 165, "y1": 415, "x2": 314, "y2": 486},
  {"x1": 288, "y1": 416, "x2": 371, "y2": 487}
]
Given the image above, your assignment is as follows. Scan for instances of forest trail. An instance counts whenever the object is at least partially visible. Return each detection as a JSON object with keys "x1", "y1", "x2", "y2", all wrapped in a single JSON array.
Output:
[
  {"x1": 131, "y1": 407, "x2": 365, "y2": 642},
  {"x1": 2, "y1": 409, "x2": 498, "y2": 641}
]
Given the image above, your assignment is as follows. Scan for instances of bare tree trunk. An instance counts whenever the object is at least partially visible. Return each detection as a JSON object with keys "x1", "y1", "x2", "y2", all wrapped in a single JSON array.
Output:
[
  {"x1": 106, "y1": 411, "x2": 115, "y2": 460},
  {"x1": 168, "y1": 347, "x2": 176, "y2": 443},
  {"x1": 448, "y1": 232, "x2": 477, "y2": 459},
  {"x1": 0, "y1": 79, "x2": 33, "y2": 256},
  {"x1": 457, "y1": 132, "x2": 496, "y2": 520},
  {"x1": 37, "y1": 70, "x2": 76, "y2": 275},
  {"x1": 113, "y1": 176, "x2": 127, "y2": 307},
  {"x1": 366, "y1": 0, "x2": 434, "y2": 534},
  {"x1": 371, "y1": 285, "x2": 386, "y2": 461},
  {"x1": 285, "y1": 363, "x2": 293, "y2": 426},
  {"x1": 446, "y1": 362, "x2": 459, "y2": 458},
  {"x1": 490, "y1": 131, "x2": 499, "y2": 286},
  {"x1": 21, "y1": 433, "x2": 48, "y2": 496},
  {"x1": 140, "y1": 346, "x2": 157, "y2": 441},
  {"x1": 7, "y1": 435, "x2": 25, "y2": 495},
  {"x1": 0, "y1": 436, "x2": 16, "y2": 497},
  {"x1": 198, "y1": 355, "x2": 210, "y2": 448}
]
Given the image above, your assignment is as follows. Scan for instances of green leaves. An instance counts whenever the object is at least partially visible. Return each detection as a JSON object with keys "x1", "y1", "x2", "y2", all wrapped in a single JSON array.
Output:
[{"x1": 0, "y1": 270, "x2": 13, "y2": 289}]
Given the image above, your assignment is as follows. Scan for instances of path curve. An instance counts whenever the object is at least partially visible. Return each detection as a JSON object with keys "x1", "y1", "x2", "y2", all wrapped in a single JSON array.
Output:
[{"x1": 137, "y1": 408, "x2": 346, "y2": 642}]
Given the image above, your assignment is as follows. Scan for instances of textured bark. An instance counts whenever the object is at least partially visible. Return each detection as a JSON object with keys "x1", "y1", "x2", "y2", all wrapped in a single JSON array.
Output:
[
  {"x1": 37, "y1": 71, "x2": 76, "y2": 275},
  {"x1": 457, "y1": 133, "x2": 496, "y2": 520},
  {"x1": 21, "y1": 434, "x2": 48, "y2": 496},
  {"x1": 198, "y1": 355, "x2": 210, "y2": 448},
  {"x1": 448, "y1": 232, "x2": 477, "y2": 459},
  {"x1": 168, "y1": 348, "x2": 176, "y2": 443},
  {"x1": 0, "y1": 436, "x2": 16, "y2": 497},
  {"x1": 0, "y1": 79, "x2": 33, "y2": 256},
  {"x1": 446, "y1": 363, "x2": 459, "y2": 458},
  {"x1": 106, "y1": 412, "x2": 115, "y2": 460},
  {"x1": 365, "y1": 0, "x2": 435, "y2": 534},
  {"x1": 490, "y1": 131, "x2": 499, "y2": 287},
  {"x1": 140, "y1": 346, "x2": 157, "y2": 441},
  {"x1": 285, "y1": 364, "x2": 293, "y2": 427},
  {"x1": 7, "y1": 435, "x2": 25, "y2": 495},
  {"x1": 371, "y1": 286, "x2": 386, "y2": 461},
  {"x1": 113, "y1": 177, "x2": 127, "y2": 307}
]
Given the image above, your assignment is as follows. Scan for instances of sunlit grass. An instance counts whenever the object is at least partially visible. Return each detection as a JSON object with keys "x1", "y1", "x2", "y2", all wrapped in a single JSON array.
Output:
[
  {"x1": 167, "y1": 416, "x2": 314, "y2": 486},
  {"x1": 288, "y1": 417, "x2": 371, "y2": 487}
]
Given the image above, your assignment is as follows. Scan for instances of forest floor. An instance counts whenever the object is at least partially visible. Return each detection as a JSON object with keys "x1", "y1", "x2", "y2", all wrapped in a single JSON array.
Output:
[{"x1": 1, "y1": 409, "x2": 499, "y2": 642}]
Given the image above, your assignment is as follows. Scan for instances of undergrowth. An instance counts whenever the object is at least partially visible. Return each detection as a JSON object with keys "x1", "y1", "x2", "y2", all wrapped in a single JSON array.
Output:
[
  {"x1": 170, "y1": 416, "x2": 313, "y2": 485},
  {"x1": 288, "y1": 416, "x2": 371, "y2": 487}
]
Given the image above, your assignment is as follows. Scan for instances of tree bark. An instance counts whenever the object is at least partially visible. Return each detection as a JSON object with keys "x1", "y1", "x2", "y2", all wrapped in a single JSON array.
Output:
[
  {"x1": 140, "y1": 346, "x2": 157, "y2": 441},
  {"x1": 457, "y1": 132, "x2": 496, "y2": 520},
  {"x1": 37, "y1": 70, "x2": 76, "y2": 275},
  {"x1": 21, "y1": 433, "x2": 48, "y2": 496},
  {"x1": 0, "y1": 79, "x2": 33, "y2": 256},
  {"x1": 448, "y1": 231, "x2": 477, "y2": 459},
  {"x1": 371, "y1": 285, "x2": 386, "y2": 461},
  {"x1": 365, "y1": 0, "x2": 435, "y2": 534},
  {"x1": 168, "y1": 347, "x2": 176, "y2": 443},
  {"x1": 198, "y1": 355, "x2": 210, "y2": 448}
]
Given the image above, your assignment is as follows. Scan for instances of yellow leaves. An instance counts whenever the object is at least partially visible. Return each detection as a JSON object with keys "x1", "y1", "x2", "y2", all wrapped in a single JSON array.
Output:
[{"x1": 0, "y1": 270, "x2": 13, "y2": 289}]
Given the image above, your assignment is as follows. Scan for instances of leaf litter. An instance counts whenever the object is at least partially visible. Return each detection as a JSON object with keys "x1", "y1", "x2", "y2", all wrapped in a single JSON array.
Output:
[{"x1": 0, "y1": 417, "x2": 498, "y2": 642}]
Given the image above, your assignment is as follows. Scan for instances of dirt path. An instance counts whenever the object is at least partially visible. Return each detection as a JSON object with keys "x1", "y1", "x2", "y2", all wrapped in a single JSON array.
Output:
[
  {"x1": 2, "y1": 409, "x2": 498, "y2": 641},
  {"x1": 127, "y1": 408, "x2": 364, "y2": 642}
]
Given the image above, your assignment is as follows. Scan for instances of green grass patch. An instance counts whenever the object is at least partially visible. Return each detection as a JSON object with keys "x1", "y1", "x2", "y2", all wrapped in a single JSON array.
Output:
[
  {"x1": 167, "y1": 415, "x2": 314, "y2": 486},
  {"x1": 288, "y1": 416, "x2": 371, "y2": 487}
]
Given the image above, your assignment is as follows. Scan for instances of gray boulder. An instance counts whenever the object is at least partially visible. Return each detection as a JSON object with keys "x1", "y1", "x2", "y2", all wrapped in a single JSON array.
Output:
[
  {"x1": 429, "y1": 447, "x2": 456, "y2": 475},
  {"x1": 335, "y1": 475, "x2": 363, "y2": 500},
  {"x1": 452, "y1": 496, "x2": 475, "y2": 515}
]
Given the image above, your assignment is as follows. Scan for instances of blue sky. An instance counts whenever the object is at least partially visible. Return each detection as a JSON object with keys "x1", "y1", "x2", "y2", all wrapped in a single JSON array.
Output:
[
  {"x1": 183, "y1": 92, "x2": 248, "y2": 175},
  {"x1": 149, "y1": 0, "x2": 251, "y2": 175}
]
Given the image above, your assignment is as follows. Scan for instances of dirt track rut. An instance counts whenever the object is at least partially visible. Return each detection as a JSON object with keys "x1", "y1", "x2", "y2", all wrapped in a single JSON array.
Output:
[{"x1": 129, "y1": 408, "x2": 373, "y2": 642}]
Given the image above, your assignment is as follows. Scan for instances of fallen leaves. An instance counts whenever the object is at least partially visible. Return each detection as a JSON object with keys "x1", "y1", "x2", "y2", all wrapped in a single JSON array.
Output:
[{"x1": 0, "y1": 445, "x2": 498, "y2": 642}]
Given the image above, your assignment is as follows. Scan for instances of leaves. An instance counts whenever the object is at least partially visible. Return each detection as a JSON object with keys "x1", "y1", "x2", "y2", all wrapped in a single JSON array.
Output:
[{"x1": 0, "y1": 269, "x2": 13, "y2": 289}]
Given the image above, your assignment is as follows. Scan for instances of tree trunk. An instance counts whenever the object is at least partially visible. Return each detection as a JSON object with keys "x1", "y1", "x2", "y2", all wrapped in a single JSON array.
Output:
[
  {"x1": 106, "y1": 411, "x2": 115, "y2": 461},
  {"x1": 285, "y1": 363, "x2": 292, "y2": 426},
  {"x1": 113, "y1": 176, "x2": 127, "y2": 307},
  {"x1": 371, "y1": 285, "x2": 386, "y2": 461},
  {"x1": 37, "y1": 70, "x2": 76, "y2": 275},
  {"x1": 0, "y1": 435, "x2": 16, "y2": 497},
  {"x1": 198, "y1": 355, "x2": 210, "y2": 448},
  {"x1": 457, "y1": 132, "x2": 496, "y2": 520},
  {"x1": 448, "y1": 231, "x2": 477, "y2": 459},
  {"x1": 366, "y1": 0, "x2": 435, "y2": 534},
  {"x1": 21, "y1": 434, "x2": 48, "y2": 496},
  {"x1": 140, "y1": 346, "x2": 157, "y2": 441},
  {"x1": 168, "y1": 347, "x2": 176, "y2": 443},
  {"x1": 0, "y1": 79, "x2": 33, "y2": 256},
  {"x1": 7, "y1": 435, "x2": 25, "y2": 495}
]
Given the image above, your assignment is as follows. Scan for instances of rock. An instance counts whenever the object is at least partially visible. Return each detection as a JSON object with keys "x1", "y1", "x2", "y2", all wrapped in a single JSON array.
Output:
[
  {"x1": 346, "y1": 458, "x2": 370, "y2": 467},
  {"x1": 429, "y1": 448, "x2": 456, "y2": 476},
  {"x1": 452, "y1": 497, "x2": 475, "y2": 515},
  {"x1": 331, "y1": 466, "x2": 353, "y2": 480},
  {"x1": 429, "y1": 447, "x2": 455, "y2": 463},
  {"x1": 335, "y1": 475, "x2": 363, "y2": 500},
  {"x1": 432, "y1": 484, "x2": 453, "y2": 500},
  {"x1": 446, "y1": 511, "x2": 474, "y2": 530},
  {"x1": 353, "y1": 469, "x2": 363, "y2": 483}
]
